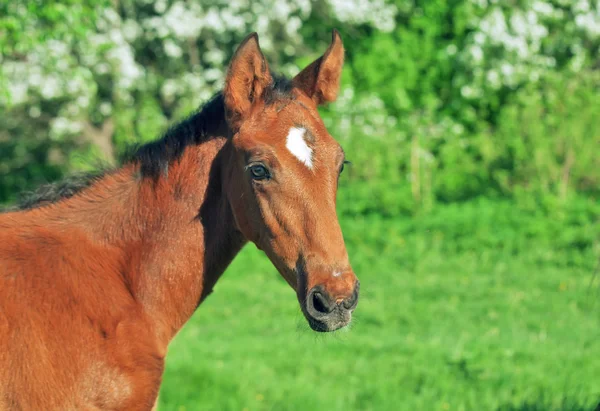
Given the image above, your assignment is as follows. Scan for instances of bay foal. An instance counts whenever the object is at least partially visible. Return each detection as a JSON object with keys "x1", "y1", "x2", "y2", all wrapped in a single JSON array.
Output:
[{"x1": 0, "y1": 31, "x2": 359, "y2": 410}]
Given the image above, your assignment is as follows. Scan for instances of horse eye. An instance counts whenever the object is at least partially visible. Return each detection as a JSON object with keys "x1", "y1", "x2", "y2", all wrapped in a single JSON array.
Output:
[
  {"x1": 249, "y1": 164, "x2": 270, "y2": 180},
  {"x1": 340, "y1": 160, "x2": 351, "y2": 175}
]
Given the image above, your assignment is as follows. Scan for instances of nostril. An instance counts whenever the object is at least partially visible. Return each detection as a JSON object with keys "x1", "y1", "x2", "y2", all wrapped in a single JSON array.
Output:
[
  {"x1": 342, "y1": 283, "x2": 360, "y2": 309},
  {"x1": 342, "y1": 295, "x2": 356, "y2": 309},
  {"x1": 312, "y1": 291, "x2": 332, "y2": 314}
]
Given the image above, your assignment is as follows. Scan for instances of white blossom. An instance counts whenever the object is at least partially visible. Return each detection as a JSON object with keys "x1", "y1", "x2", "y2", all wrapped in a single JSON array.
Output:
[
  {"x1": 2, "y1": 0, "x2": 597, "y2": 148},
  {"x1": 28, "y1": 106, "x2": 41, "y2": 118},
  {"x1": 40, "y1": 76, "x2": 61, "y2": 99},
  {"x1": 99, "y1": 102, "x2": 112, "y2": 116},
  {"x1": 164, "y1": 40, "x2": 183, "y2": 58},
  {"x1": 50, "y1": 117, "x2": 82, "y2": 140},
  {"x1": 327, "y1": 0, "x2": 397, "y2": 32}
]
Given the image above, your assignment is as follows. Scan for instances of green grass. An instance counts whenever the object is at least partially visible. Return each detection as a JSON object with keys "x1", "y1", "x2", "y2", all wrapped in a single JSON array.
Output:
[{"x1": 158, "y1": 200, "x2": 600, "y2": 411}]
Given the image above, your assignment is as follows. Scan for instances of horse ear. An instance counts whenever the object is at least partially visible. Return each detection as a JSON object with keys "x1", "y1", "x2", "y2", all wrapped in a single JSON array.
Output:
[
  {"x1": 224, "y1": 33, "x2": 272, "y2": 129},
  {"x1": 293, "y1": 29, "x2": 345, "y2": 105}
]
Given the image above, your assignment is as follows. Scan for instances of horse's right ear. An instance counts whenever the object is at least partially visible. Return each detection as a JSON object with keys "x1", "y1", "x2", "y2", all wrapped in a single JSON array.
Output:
[{"x1": 224, "y1": 33, "x2": 273, "y2": 130}]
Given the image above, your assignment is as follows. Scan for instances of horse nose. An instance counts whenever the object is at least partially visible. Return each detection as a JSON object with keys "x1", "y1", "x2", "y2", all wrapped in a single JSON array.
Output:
[{"x1": 306, "y1": 281, "x2": 360, "y2": 320}]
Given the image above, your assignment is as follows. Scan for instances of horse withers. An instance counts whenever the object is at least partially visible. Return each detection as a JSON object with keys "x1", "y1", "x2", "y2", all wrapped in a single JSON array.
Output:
[{"x1": 0, "y1": 30, "x2": 359, "y2": 410}]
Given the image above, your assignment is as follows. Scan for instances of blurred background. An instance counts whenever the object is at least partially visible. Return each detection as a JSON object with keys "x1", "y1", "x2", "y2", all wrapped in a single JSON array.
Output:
[{"x1": 1, "y1": 0, "x2": 599, "y2": 410}]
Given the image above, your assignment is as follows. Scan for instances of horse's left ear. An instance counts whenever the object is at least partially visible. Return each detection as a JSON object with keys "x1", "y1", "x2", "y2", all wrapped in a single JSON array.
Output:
[
  {"x1": 293, "y1": 29, "x2": 345, "y2": 105},
  {"x1": 224, "y1": 33, "x2": 273, "y2": 129}
]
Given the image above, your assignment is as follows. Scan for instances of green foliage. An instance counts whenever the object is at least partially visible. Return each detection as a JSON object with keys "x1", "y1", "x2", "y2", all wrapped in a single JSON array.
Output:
[
  {"x1": 326, "y1": 66, "x2": 600, "y2": 218},
  {"x1": 0, "y1": 0, "x2": 107, "y2": 202},
  {"x1": 1, "y1": 0, "x2": 599, "y2": 209},
  {"x1": 0, "y1": 108, "x2": 67, "y2": 202},
  {"x1": 0, "y1": 0, "x2": 105, "y2": 55},
  {"x1": 494, "y1": 70, "x2": 600, "y2": 200},
  {"x1": 317, "y1": 0, "x2": 600, "y2": 216}
]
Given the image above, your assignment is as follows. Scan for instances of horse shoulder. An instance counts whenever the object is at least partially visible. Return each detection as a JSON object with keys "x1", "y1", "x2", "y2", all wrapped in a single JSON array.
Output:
[{"x1": 0, "y1": 214, "x2": 164, "y2": 410}]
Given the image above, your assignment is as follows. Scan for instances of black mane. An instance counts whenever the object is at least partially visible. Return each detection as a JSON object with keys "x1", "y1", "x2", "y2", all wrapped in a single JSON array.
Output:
[
  {"x1": 124, "y1": 74, "x2": 292, "y2": 179},
  {"x1": 3, "y1": 74, "x2": 294, "y2": 212},
  {"x1": 2, "y1": 172, "x2": 106, "y2": 212},
  {"x1": 125, "y1": 92, "x2": 227, "y2": 179}
]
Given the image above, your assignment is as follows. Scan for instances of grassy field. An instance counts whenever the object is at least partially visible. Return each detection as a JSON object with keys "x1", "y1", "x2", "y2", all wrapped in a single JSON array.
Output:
[{"x1": 158, "y1": 200, "x2": 600, "y2": 411}]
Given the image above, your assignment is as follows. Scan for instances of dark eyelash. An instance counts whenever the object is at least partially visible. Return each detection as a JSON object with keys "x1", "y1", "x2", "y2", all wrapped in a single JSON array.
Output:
[{"x1": 340, "y1": 159, "x2": 351, "y2": 174}]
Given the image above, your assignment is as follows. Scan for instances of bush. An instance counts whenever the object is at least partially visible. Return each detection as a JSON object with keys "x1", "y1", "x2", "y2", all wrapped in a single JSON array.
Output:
[
  {"x1": 1, "y1": 0, "x2": 599, "y2": 213},
  {"x1": 493, "y1": 70, "x2": 600, "y2": 201}
]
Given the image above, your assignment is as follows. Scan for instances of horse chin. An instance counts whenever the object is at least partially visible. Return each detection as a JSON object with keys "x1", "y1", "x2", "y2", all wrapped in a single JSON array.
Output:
[
  {"x1": 307, "y1": 316, "x2": 351, "y2": 333},
  {"x1": 303, "y1": 308, "x2": 352, "y2": 333}
]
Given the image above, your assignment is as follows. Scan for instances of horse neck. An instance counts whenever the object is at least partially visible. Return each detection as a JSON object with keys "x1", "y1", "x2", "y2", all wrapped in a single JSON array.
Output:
[{"x1": 45, "y1": 137, "x2": 246, "y2": 346}]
